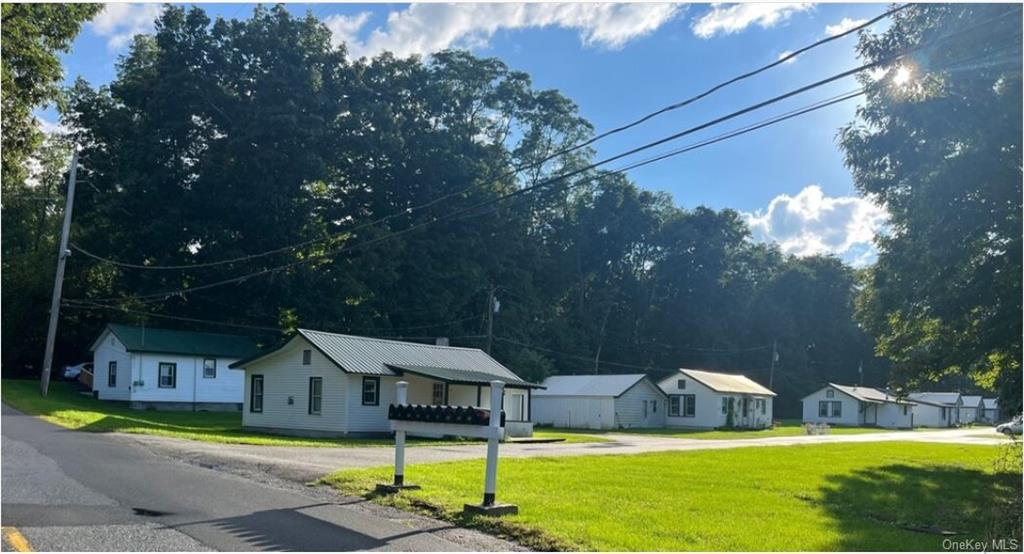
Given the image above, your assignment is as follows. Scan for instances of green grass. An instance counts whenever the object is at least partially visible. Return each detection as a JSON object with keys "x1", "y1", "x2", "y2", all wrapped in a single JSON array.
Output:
[
  {"x1": 1, "y1": 379, "x2": 602, "y2": 446},
  {"x1": 322, "y1": 442, "x2": 1022, "y2": 551}
]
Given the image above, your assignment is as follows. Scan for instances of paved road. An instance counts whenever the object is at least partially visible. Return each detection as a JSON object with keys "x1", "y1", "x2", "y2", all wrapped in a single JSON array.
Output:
[
  {"x1": 0, "y1": 405, "x2": 517, "y2": 552},
  {"x1": 125, "y1": 422, "x2": 1009, "y2": 483}
]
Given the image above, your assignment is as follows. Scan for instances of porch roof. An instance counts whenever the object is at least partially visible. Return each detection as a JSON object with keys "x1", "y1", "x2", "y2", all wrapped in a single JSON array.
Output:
[{"x1": 386, "y1": 363, "x2": 542, "y2": 389}]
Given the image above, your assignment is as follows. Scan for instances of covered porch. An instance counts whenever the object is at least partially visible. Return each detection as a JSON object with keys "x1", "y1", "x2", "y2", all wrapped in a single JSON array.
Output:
[{"x1": 385, "y1": 364, "x2": 540, "y2": 437}]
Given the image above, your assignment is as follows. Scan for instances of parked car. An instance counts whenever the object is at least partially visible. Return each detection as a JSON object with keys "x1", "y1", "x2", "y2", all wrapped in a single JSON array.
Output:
[
  {"x1": 995, "y1": 416, "x2": 1022, "y2": 436},
  {"x1": 62, "y1": 362, "x2": 92, "y2": 380}
]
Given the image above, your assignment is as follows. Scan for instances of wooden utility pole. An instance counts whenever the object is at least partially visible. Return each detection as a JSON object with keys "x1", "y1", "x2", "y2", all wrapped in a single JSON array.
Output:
[
  {"x1": 485, "y1": 287, "x2": 497, "y2": 354},
  {"x1": 40, "y1": 149, "x2": 79, "y2": 396},
  {"x1": 768, "y1": 340, "x2": 778, "y2": 390}
]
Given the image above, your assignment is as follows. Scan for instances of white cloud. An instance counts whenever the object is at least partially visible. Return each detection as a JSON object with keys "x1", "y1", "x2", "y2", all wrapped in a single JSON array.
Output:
[
  {"x1": 90, "y1": 3, "x2": 162, "y2": 51},
  {"x1": 692, "y1": 3, "x2": 812, "y2": 39},
  {"x1": 743, "y1": 185, "x2": 888, "y2": 266},
  {"x1": 326, "y1": 3, "x2": 682, "y2": 59},
  {"x1": 825, "y1": 17, "x2": 867, "y2": 37},
  {"x1": 777, "y1": 50, "x2": 797, "y2": 64}
]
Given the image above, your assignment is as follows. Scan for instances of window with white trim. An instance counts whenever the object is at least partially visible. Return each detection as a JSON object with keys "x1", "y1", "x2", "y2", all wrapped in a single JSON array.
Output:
[
  {"x1": 362, "y1": 377, "x2": 379, "y2": 406},
  {"x1": 308, "y1": 377, "x2": 322, "y2": 415},
  {"x1": 250, "y1": 375, "x2": 263, "y2": 412},
  {"x1": 203, "y1": 358, "x2": 216, "y2": 379},
  {"x1": 108, "y1": 361, "x2": 117, "y2": 388},
  {"x1": 158, "y1": 363, "x2": 177, "y2": 388},
  {"x1": 431, "y1": 382, "x2": 445, "y2": 405}
]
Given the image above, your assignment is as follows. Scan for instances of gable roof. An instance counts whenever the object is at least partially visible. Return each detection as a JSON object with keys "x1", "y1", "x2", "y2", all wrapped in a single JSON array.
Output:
[
  {"x1": 908, "y1": 392, "x2": 962, "y2": 407},
  {"x1": 677, "y1": 368, "x2": 775, "y2": 396},
  {"x1": 91, "y1": 324, "x2": 258, "y2": 358},
  {"x1": 983, "y1": 398, "x2": 999, "y2": 409},
  {"x1": 961, "y1": 395, "x2": 983, "y2": 408},
  {"x1": 230, "y1": 329, "x2": 536, "y2": 387},
  {"x1": 814, "y1": 384, "x2": 914, "y2": 405},
  {"x1": 534, "y1": 374, "x2": 657, "y2": 398}
]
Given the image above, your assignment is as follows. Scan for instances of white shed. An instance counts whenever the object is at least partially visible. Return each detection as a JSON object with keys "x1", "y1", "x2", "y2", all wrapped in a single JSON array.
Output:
[
  {"x1": 658, "y1": 369, "x2": 775, "y2": 429},
  {"x1": 908, "y1": 392, "x2": 963, "y2": 427},
  {"x1": 532, "y1": 374, "x2": 667, "y2": 430},
  {"x1": 90, "y1": 323, "x2": 258, "y2": 410},
  {"x1": 981, "y1": 398, "x2": 1001, "y2": 423},
  {"x1": 230, "y1": 329, "x2": 540, "y2": 437},
  {"x1": 801, "y1": 384, "x2": 915, "y2": 429}
]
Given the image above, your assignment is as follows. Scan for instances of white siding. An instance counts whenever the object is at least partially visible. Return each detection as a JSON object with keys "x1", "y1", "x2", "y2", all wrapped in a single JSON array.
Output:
[
  {"x1": 659, "y1": 374, "x2": 777, "y2": 429},
  {"x1": 614, "y1": 380, "x2": 667, "y2": 428},
  {"x1": 130, "y1": 353, "x2": 243, "y2": 404},
  {"x1": 875, "y1": 402, "x2": 914, "y2": 429},
  {"x1": 241, "y1": 338, "x2": 348, "y2": 433},
  {"x1": 532, "y1": 396, "x2": 617, "y2": 429},
  {"x1": 912, "y1": 403, "x2": 955, "y2": 428},
  {"x1": 92, "y1": 331, "x2": 131, "y2": 401},
  {"x1": 801, "y1": 386, "x2": 862, "y2": 426}
]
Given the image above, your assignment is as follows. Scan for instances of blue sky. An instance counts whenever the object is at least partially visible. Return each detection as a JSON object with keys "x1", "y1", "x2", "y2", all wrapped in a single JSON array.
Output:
[{"x1": 43, "y1": 2, "x2": 896, "y2": 266}]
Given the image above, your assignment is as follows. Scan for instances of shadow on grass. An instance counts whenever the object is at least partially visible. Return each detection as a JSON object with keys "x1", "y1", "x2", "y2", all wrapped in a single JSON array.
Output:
[{"x1": 818, "y1": 460, "x2": 1023, "y2": 550}]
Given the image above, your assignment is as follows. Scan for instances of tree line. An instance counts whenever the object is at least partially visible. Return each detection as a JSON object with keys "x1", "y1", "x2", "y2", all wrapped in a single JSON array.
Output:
[{"x1": 2, "y1": 4, "x2": 1019, "y2": 415}]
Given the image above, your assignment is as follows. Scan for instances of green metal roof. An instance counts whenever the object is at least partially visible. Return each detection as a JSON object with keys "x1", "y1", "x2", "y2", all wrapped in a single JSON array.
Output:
[{"x1": 98, "y1": 324, "x2": 259, "y2": 358}]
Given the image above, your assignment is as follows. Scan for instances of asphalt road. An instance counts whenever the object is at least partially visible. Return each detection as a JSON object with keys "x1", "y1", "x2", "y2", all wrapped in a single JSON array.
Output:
[{"x1": 0, "y1": 404, "x2": 515, "y2": 552}]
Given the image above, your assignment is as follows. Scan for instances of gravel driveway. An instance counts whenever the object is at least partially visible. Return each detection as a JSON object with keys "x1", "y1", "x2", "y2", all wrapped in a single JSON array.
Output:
[{"x1": 121, "y1": 427, "x2": 1009, "y2": 484}]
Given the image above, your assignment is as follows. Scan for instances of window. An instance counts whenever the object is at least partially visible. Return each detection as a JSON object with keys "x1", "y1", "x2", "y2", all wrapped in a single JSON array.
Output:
[
  {"x1": 362, "y1": 377, "x2": 379, "y2": 406},
  {"x1": 652, "y1": 400, "x2": 657, "y2": 413},
  {"x1": 941, "y1": 407, "x2": 947, "y2": 420},
  {"x1": 757, "y1": 399, "x2": 766, "y2": 415},
  {"x1": 203, "y1": 358, "x2": 216, "y2": 379},
  {"x1": 669, "y1": 395, "x2": 681, "y2": 416},
  {"x1": 721, "y1": 397, "x2": 729, "y2": 414},
  {"x1": 819, "y1": 401, "x2": 829, "y2": 417},
  {"x1": 902, "y1": 405, "x2": 909, "y2": 416},
  {"x1": 158, "y1": 363, "x2": 177, "y2": 388},
  {"x1": 831, "y1": 401, "x2": 842, "y2": 418},
  {"x1": 308, "y1": 377, "x2": 322, "y2": 415},
  {"x1": 826, "y1": 389, "x2": 835, "y2": 398},
  {"x1": 432, "y1": 382, "x2": 445, "y2": 405},
  {"x1": 302, "y1": 349, "x2": 312, "y2": 365},
  {"x1": 677, "y1": 379, "x2": 686, "y2": 390},
  {"x1": 682, "y1": 395, "x2": 696, "y2": 417},
  {"x1": 108, "y1": 361, "x2": 117, "y2": 387},
  {"x1": 250, "y1": 375, "x2": 263, "y2": 413},
  {"x1": 643, "y1": 400, "x2": 649, "y2": 417}
]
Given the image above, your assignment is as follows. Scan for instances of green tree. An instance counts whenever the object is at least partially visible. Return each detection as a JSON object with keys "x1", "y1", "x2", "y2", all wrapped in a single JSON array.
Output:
[
  {"x1": 841, "y1": 4, "x2": 1022, "y2": 409},
  {"x1": 1, "y1": 2, "x2": 100, "y2": 185}
]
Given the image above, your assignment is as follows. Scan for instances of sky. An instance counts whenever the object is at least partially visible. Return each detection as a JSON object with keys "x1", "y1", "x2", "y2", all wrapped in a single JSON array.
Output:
[{"x1": 41, "y1": 2, "x2": 898, "y2": 266}]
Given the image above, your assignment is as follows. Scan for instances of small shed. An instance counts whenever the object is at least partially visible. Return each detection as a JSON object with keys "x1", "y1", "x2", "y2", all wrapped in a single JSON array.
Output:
[
  {"x1": 532, "y1": 374, "x2": 667, "y2": 430},
  {"x1": 960, "y1": 395, "x2": 983, "y2": 424},
  {"x1": 981, "y1": 398, "x2": 1001, "y2": 423}
]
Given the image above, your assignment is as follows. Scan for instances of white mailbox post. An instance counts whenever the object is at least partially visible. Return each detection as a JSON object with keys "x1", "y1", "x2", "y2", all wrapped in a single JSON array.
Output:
[{"x1": 377, "y1": 379, "x2": 518, "y2": 517}]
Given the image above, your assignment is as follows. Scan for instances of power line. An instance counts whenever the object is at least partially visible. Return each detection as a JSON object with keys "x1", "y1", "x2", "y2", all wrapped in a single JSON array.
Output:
[
  {"x1": 69, "y1": 10, "x2": 1016, "y2": 306},
  {"x1": 494, "y1": 336, "x2": 679, "y2": 374},
  {"x1": 68, "y1": 5, "x2": 906, "y2": 273}
]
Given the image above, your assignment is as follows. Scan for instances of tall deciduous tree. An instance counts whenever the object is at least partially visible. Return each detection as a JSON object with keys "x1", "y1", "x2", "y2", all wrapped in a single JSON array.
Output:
[{"x1": 841, "y1": 4, "x2": 1022, "y2": 409}]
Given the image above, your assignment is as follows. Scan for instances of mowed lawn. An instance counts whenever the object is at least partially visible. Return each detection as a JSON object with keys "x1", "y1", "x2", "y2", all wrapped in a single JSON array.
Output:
[
  {"x1": 323, "y1": 442, "x2": 1022, "y2": 551},
  {"x1": 0, "y1": 379, "x2": 602, "y2": 446}
]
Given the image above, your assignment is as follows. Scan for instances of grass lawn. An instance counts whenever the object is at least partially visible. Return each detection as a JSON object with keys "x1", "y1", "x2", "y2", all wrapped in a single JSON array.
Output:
[
  {"x1": 322, "y1": 442, "x2": 1022, "y2": 551},
  {"x1": 539, "y1": 419, "x2": 909, "y2": 440},
  {"x1": 1, "y1": 379, "x2": 603, "y2": 446}
]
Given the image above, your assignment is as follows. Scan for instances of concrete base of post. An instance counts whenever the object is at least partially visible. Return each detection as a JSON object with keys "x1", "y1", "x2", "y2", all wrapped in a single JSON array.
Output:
[
  {"x1": 462, "y1": 502, "x2": 518, "y2": 517},
  {"x1": 375, "y1": 483, "x2": 421, "y2": 494}
]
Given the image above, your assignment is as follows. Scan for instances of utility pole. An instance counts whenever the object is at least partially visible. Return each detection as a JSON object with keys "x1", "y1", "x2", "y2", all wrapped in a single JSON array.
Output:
[
  {"x1": 858, "y1": 359, "x2": 864, "y2": 386},
  {"x1": 768, "y1": 340, "x2": 778, "y2": 390},
  {"x1": 40, "y1": 149, "x2": 79, "y2": 396},
  {"x1": 485, "y1": 287, "x2": 498, "y2": 354}
]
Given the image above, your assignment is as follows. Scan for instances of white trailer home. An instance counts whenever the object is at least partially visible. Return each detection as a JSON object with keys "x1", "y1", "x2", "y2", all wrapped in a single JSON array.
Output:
[
  {"x1": 801, "y1": 384, "x2": 915, "y2": 428},
  {"x1": 960, "y1": 395, "x2": 983, "y2": 424},
  {"x1": 908, "y1": 392, "x2": 963, "y2": 427},
  {"x1": 532, "y1": 374, "x2": 667, "y2": 430},
  {"x1": 90, "y1": 324, "x2": 258, "y2": 410},
  {"x1": 229, "y1": 329, "x2": 540, "y2": 437},
  {"x1": 657, "y1": 369, "x2": 775, "y2": 429}
]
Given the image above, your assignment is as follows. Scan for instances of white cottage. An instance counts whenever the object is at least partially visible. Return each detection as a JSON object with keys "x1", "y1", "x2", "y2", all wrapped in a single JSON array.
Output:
[
  {"x1": 532, "y1": 374, "x2": 667, "y2": 430},
  {"x1": 981, "y1": 398, "x2": 1001, "y2": 423},
  {"x1": 229, "y1": 329, "x2": 540, "y2": 437},
  {"x1": 90, "y1": 323, "x2": 258, "y2": 410},
  {"x1": 801, "y1": 384, "x2": 915, "y2": 428},
  {"x1": 908, "y1": 392, "x2": 963, "y2": 427},
  {"x1": 658, "y1": 369, "x2": 775, "y2": 429},
  {"x1": 960, "y1": 395, "x2": 984, "y2": 424}
]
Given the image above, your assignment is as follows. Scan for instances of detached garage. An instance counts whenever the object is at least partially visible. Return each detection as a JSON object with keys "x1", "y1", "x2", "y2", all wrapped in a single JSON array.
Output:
[{"x1": 532, "y1": 374, "x2": 667, "y2": 430}]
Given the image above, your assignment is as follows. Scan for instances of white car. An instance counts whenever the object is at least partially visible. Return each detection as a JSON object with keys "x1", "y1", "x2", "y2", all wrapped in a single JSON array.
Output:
[
  {"x1": 995, "y1": 416, "x2": 1022, "y2": 436},
  {"x1": 62, "y1": 362, "x2": 92, "y2": 380}
]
